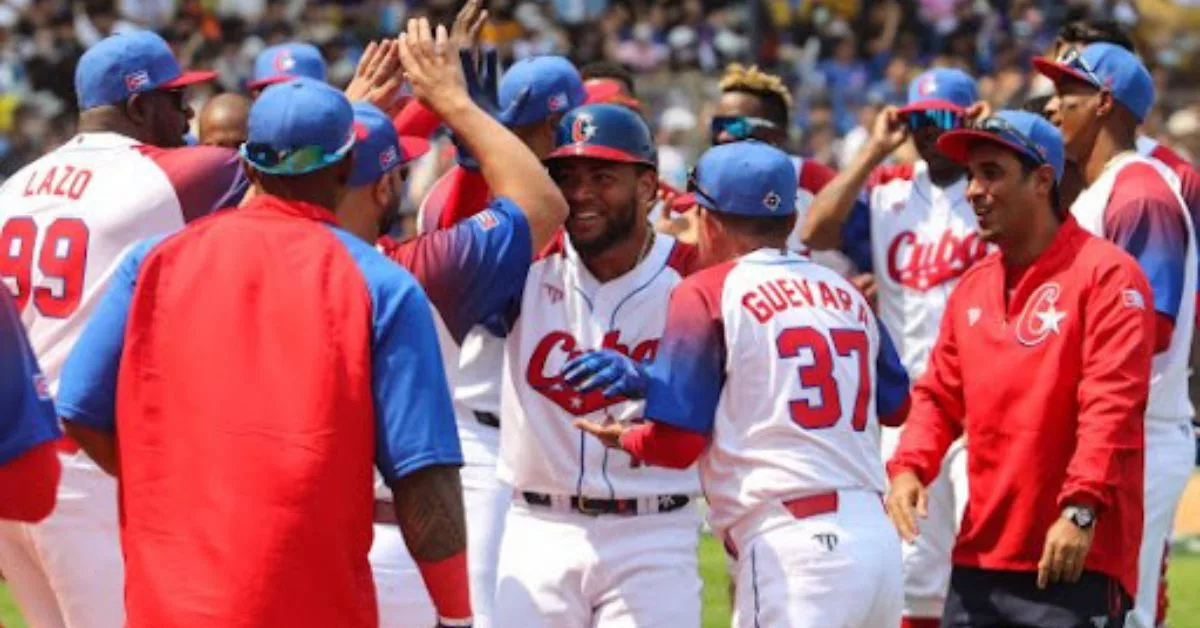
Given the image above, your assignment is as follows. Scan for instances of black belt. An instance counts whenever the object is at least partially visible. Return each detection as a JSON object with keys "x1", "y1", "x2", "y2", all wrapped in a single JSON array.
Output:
[
  {"x1": 519, "y1": 491, "x2": 690, "y2": 517},
  {"x1": 474, "y1": 411, "x2": 500, "y2": 428}
]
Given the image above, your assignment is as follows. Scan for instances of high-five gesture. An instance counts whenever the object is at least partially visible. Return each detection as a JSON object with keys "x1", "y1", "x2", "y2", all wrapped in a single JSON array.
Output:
[
  {"x1": 344, "y1": 39, "x2": 406, "y2": 115},
  {"x1": 397, "y1": 19, "x2": 470, "y2": 117},
  {"x1": 450, "y1": 0, "x2": 489, "y2": 56},
  {"x1": 868, "y1": 105, "x2": 910, "y2": 156}
]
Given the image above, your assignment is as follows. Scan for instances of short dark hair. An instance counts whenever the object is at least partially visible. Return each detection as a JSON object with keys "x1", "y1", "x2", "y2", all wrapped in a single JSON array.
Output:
[
  {"x1": 1022, "y1": 95, "x2": 1052, "y2": 119},
  {"x1": 1057, "y1": 19, "x2": 1136, "y2": 53},
  {"x1": 581, "y1": 61, "x2": 636, "y2": 96},
  {"x1": 1016, "y1": 154, "x2": 1062, "y2": 215},
  {"x1": 708, "y1": 209, "x2": 795, "y2": 244}
]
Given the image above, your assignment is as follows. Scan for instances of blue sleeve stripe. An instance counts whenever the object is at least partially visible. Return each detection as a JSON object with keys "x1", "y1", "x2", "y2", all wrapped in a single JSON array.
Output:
[
  {"x1": 875, "y1": 324, "x2": 910, "y2": 417},
  {"x1": 840, "y1": 199, "x2": 873, "y2": 273}
]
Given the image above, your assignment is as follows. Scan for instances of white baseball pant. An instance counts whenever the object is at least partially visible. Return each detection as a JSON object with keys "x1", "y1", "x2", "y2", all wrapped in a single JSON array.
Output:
[
  {"x1": 494, "y1": 500, "x2": 702, "y2": 627},
  {"x1": 729, "y1": 490, "x2": 903, "y2": 628},
  {"x1": 1127, "y1": 420, "x2": 1194, "y2": 628},
  {"x1": 371, "y1": 433, "x2": 510, "y2": 628},
  {"x1": 882, "y1": 429, "x2": 969, "y2": 619},
  {"x1": 0, "y1": 453, "x2": 124, "y2": 628}
]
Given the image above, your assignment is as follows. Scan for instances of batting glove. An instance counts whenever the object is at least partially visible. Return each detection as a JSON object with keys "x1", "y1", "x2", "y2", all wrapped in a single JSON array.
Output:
[{"x1": 561, "y1": 349, "x2": 649, "y2": 399}]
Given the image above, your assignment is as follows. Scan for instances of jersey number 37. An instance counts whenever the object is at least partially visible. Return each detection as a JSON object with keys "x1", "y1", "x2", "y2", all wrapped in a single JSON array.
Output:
[
  {"x1": 777, "y1": 327, "x2": 871, "y2": 431},
  {"x1": 0, "y1": 217, "x2": 90, "y2": 318}
]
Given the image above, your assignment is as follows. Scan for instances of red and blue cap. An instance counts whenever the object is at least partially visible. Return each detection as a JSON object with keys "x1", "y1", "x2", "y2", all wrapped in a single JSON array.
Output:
[
  {"x1": 75, "y1": 31, "x2": 217, "y2": 110},
  {"x1": 240, "y1": 77, "x2": 355, "y2": 177},
  {"x1": 545, "y1": 103, "x2": 656, "y2": 165},
  {"x1": 347, "y1": 102, "x2": 430, "y2": 187},
  {"x1": 937, "y1": 110, "x2": 1066, "y2": 182},
  {"x1": 249, "y1": 42, "x2": 327, "y2": 91},
  {"x1": 497, "y1": 56, "x2": 586, "y2": 127},
  {"x1": 689, "y1": 141, "x2": 797, "y2": 217},
  {"x1": 899, "y1": 68, "x2": 978, "y2": 115},
  {"x1": 1032, "y1": 42, "x2": 1155, "y2": 122}
]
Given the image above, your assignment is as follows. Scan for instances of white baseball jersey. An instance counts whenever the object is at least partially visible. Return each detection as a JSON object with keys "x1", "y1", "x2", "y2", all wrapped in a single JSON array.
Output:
[
  {"x1": 0, "y1": 133, "x2": 244, "y2": 392},
  {"x1": 498, "y1": 232, "x2": 701, "y2": 498},
  {"x1": 641, "y1": 249, "x2": 911, "y2": 535},
  {"x1": 843, "y1": 160, "x2": 986, "y2": 380},
  {"x1": 1069, "y1": 152, "x2": 1197, "y2": 424}
]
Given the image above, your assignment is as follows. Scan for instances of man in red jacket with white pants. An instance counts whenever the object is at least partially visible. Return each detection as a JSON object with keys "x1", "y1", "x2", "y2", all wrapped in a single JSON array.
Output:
[{"x1": 886, "y1": 110, "x2": 1155, "y2": 627}]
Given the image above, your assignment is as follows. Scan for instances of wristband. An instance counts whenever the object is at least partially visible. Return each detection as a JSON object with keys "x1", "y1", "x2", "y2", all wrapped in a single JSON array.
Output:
[{"x1": 415, "y1": 551, "x2": 471, "y2": 621}]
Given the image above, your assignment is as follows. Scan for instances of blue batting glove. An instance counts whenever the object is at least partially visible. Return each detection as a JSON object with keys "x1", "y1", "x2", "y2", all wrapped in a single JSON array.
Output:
[
  {"x1": 460, "y1": 47, "x2": 500, "y2": 114},
  {"x1": 560, "y1": 350, "x2": 649, "y2": 399}
]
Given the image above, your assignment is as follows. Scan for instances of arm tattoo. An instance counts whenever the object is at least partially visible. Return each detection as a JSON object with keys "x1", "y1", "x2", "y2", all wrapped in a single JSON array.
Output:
[{"x1": 391, "y1": 464, "x2": 468, "y2": 562}]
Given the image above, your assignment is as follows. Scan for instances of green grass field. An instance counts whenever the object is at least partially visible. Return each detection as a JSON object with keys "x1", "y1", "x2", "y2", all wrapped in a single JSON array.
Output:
[{"x1": 1, "y1": 538, "x2": 1196, "y2": 627}]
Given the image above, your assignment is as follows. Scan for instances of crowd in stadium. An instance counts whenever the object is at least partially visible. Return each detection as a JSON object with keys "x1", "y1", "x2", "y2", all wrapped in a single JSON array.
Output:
[{"x1": 2, "y1": 0, "x2": 1199, "y2": 215}]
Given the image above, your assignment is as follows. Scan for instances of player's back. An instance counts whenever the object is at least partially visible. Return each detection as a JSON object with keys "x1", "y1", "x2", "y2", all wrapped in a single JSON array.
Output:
[
  {"x1": 700, "y1": 249, "x2": 905, "y2": 533},
  {"x1": 0, "y1": 133, "x2": 243, "y2": 392}
]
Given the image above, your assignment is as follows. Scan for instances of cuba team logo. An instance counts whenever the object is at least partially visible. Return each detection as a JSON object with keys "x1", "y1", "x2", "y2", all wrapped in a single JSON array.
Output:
[
  {"x1": 1014, "y1": 282, "x2": 1067, "y2": 346},
  {"x1": 379, "y1": 145, "x2": 399, "y2": 171},
  {"x1": 917, "y1": 74, "x2": 938, "y2": 97},
  {"x1": 571, "y1": 113, "x2": 596, "y2": 143},
  {"x1": 124, "y1": 70, "x2": 151, "y2": 92},
  {"x1": 548, "y1": 91, "x2": 569, "y2": 113},
  {"x1": 273, "y1": 49, "x2": 297, "y2": 72}
]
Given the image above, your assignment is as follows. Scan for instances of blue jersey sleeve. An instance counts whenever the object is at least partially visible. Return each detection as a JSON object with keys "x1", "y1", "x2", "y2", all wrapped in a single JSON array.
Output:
[
  {"x1": 644, "y1": 270, "x2": 728, "y2": 434},
  {"x1": 1104, "y1": 165, "x2": 1190, "y2": 322},
  {"x1": 875, "y1": 323, "x2": 910, "y2": 418},
  {"x1": 57, "y1": 236, "x2": 164, "y2": 432},
  {"x1": 385, "y1": 196, "x2": 533, "y2": 342},
  {"x1": 332, "y1": 230, "x2": 462, "y2": 482},
  {"x1": 840, "y1": 198, "x2": 873, "y2": 273},
  {"x1": 0, "y1": 292, "x2": 60, "y2": 465}
]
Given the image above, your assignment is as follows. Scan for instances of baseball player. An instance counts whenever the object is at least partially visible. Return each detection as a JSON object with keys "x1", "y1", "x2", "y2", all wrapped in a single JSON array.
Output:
[
  {"x1": 1035, "y1": 43, "x2": 1197, "y2": 628},
  {"x1": 247, "y1": 41, "x2": 327, "y2": 97},
  {"x1": 669, "y1": 64, "x2": 840, "y2": 260},
  {"x1": 197, "y1": 92, "x2": 251, "y2": 149},
  {"x1": 800, "y1": 67, "x2": 984, "y2": 628},
  {"x1": 54, "y1": 60, "x2": 466, "y2": 628},
  {"x1": 331, "y1": 37, "x2": 568, "y2": 626},
  {"x1": 493, "y1": 103, "x2": 702, "y2": 627},
  {"x1": 0, "y1": 290, "x2": 61, "y2": 523},
  {"x1": 565, "y1": 140, "x2": 912, "y2": 628},
  {"x1": 889, "y1": 110, "x2": 1153, "y2": 627},
  {"x1": 0, "y1": 31, "x2": 244, "y2": 628}
]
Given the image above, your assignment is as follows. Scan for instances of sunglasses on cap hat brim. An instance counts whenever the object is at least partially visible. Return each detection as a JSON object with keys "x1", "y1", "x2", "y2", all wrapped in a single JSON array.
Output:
[
  {"x1": 685, "y1": 167, "x2": 727, "y2": 213},
  {"x1": 1032, "y1": 49, "x2": 1105, "y2": 91},
  {"x1": 903, "y1": 109, "x2": 964, "y2": 132},
  {"x1": 937, "y1": 116, "x2": 1049, "y2": 169},
  {"x1": 240, "y1": 132, "x2": 356, "y2": 176}
]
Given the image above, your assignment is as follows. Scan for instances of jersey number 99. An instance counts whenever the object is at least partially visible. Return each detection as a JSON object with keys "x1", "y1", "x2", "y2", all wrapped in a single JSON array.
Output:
[
  {"x1": 776, "y1": 327, "x2": 870, "y2": 431},
  {"x1": 0, "y1": 217, "x2": 91, "y2": 318}
]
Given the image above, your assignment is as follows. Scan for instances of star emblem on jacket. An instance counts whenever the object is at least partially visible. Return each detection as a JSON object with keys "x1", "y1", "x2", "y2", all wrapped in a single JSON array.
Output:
[{"x1": 1034, "y1": 305, "x2": 1066, "y2": 335}]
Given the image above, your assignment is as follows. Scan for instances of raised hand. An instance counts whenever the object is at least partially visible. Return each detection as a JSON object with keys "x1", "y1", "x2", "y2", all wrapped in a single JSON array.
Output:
[
  {"x1": 449, "y1": 0, "x2": 489, "y2": 56},
  {"x1": 397, "y1": 19, "x2": 470, "y2": 117},
  {"x1": 868, "y1": 105, "x2": 910, "y2": 156},
  {"x1": 344, "y1": 39, "x2": 407, "y2": 115}
]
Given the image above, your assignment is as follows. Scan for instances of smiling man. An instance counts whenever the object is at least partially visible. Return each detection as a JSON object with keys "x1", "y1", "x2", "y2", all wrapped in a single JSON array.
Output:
[{"x1": 887, "y1": 110, "x2": 1154, "y2": 627}]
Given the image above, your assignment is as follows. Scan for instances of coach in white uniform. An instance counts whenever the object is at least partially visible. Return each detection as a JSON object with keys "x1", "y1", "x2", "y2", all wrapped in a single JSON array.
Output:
[
  {"x1": 1036, "y1": 43, "x2": 1197, "y2": 628},
  {"x1": 0, "y1": 32, "x2": 244, "y2": 628},
  {"x1": 567, "y1": 140, "x2": 912, "y2": 628},
  {"x1": 494, "y1": 102, "x2": 702, "y2": 627},
  {"x1": 800, "y1": 68, "x2": 984, "y2": 628}
]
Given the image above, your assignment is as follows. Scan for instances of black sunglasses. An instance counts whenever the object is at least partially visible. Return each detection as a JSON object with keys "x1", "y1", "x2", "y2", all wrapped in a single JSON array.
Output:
[
  {"x1": 972, "y1": 117, "x2": 1048, "y2": 166},
  {"x1": 687, "y1": 168, "x2": 724, "y2": 213}
]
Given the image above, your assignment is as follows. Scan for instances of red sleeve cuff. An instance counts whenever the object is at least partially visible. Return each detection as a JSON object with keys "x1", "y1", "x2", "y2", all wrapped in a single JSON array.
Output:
[
  {"x1": 415, "y1": 551, "x2": 471, "y2": 621},
  {"x1": 392, "y1": 100, "x2": 443, "y2": 140},
  {"x1": 619, "y1": 422, "x2": 707, "y2": 469}
]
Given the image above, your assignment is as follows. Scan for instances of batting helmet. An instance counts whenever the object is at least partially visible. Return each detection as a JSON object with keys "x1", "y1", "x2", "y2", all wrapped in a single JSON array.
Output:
[{"x1": 544, "y1": 103, "x2": 656, "y2": 166}]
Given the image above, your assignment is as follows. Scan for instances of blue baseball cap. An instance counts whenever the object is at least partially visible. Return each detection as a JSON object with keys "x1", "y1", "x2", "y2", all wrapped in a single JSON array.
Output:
[
  {"x1": 689, "y1": 141, "x2": 797, "y2": 217},
  {"x1": 545, "y1": 103, "x2": 656, "y2": 166},
  {"x1": 248, "y1": 43, "x2": 327, "y2": 91},
  {"x1": 1032, "y1": 42, "x2": 1154, "y2": 122},
  {"x1": 347, "y1": 102, "x2": 431, "y2": 187},
  {"x1": 899, "y1": 68, "x2": 978, "y2": 115},
  {"x1": 497, "y1": 56, "x2": 586, "y2": 127},
  {"x1": 240, "y1": 77, "x2": 355, "y2": 176},
  {"x1": 937, "y1": 110, "x2": 1065, "y2": 182},
  {"x1": 75, "y1": 31, "x2": 217, "y2": 110}
]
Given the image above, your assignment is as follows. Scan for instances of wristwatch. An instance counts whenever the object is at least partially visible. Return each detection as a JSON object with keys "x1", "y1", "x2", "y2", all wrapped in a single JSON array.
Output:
[{"x1": 1063, "y1": 505, "x2": 1096, "y2": 530}]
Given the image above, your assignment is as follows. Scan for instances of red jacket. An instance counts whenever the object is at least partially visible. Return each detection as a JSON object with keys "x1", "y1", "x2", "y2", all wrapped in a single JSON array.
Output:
[{"x1": 887, "y1": 217, "x2": 1153, "y2": 598}]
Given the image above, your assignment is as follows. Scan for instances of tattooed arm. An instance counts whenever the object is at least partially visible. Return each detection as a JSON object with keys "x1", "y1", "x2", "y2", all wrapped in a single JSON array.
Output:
[
  {"x1": 391, "y1": 465, "x2": 472, "y2": 625},
  {"x1": 391, "y1": 464, "x2": 468, "y2": 561}
]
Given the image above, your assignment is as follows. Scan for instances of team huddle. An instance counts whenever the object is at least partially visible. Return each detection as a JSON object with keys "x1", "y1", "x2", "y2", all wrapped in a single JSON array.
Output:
[{"x1": 0, "y1": 4, "x2": 1196, "y2": 628}]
